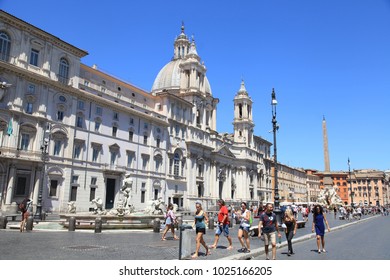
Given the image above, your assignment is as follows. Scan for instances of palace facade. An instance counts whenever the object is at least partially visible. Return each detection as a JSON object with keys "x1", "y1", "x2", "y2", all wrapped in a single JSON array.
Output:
[{"x1": 0, "y1": 10, "x2": 273, "y2": 213}]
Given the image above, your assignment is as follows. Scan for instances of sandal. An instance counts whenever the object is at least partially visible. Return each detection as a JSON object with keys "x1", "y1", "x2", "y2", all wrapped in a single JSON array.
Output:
[
  {"x1": 191, "y1": 254, "x2": 198, "y2": 259},
  {"x1": 208, "y1": 244, "x2": 216, "y2": 249}
]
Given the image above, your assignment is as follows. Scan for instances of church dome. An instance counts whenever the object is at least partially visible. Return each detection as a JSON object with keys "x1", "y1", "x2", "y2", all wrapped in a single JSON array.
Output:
[
  {"x1": 151, "y1": 24, "x2": 212, "y2": 96},
  {"x1": 151, "y1": 58, "x2": 212, "y2": 95}
]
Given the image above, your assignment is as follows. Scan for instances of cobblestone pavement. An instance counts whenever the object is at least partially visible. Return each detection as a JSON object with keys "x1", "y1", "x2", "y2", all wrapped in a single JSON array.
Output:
[{"x1": 0, "y1": 212, "x2": 379, "y2": 260}]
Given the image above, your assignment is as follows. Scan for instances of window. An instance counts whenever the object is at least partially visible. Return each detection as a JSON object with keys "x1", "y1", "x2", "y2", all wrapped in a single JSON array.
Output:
[
  {"x1": 57, "y1": 111, "x2": 64, "y2": 121},
  {"x1": 90, "y1": 177, "x2": 97, "y2": 186},
  {"x1": 112, "y1": 126, "x2": 117, "y2": 137},
  {"x1": 175, "y1": 125, "x2": 180, "y2": 137},
  {"x1": 154, "y1": 189, "x2": 159, "y2": 200},
  {"x1": 155, "y1": 156, "x2": 162, "y2": 172},
  {"x1": 141, "y1": 190, "x2": 145, "y2": 203},
  {"x1": 71, "y1": 175, "x2": 79, "y2": 184},
  {"x1": 89, "y1": 187, "x2": 96, "y2": 201},
  {"x1": 174, "y1": 153, "x2": 180, "y2": 176},
  {"x1": 96, "y1": 106, "x2": 102, "y2": 115},
  {"x1": 92, "y1": 147, "x2": 99, "y2": 162},
  {"x1": 110, "y1": 151, "x2": 117, "y2": 165},
  {"x1": 156, "y1": 137, "x2": 160, "y2": 148},
  {"x1": 53, "y1": 140, "x2": 62, "y2": 156},
  {"x1": 94, "y1": 120, "x2": 101, "y2": 132},
  {"x1": 49, "y1": 180, "x2": 58, "y2": 197},
  {"x1": 58, "y1": 58, "x2": 69, "y2": 84},
  {"x1": 26, "y1": 103, "x2": 33, "y2": 114},
  {"x1": 78, "y1": 100, "x2": 85, "y2": 110},
  {"x1": 28, "y1": 84, "x2": 35, "y2": 94},
  {"x1": 74, "y1": 144, "x2": 82, "y2": 159},
  {"x1": 20, "y1": 133, "x2": 30, "y2": 150},
  {"x1": 70, "y1": 186, "x2": 78, "y2": 201},
  {"x1": 143, "y1": 135, "x2": 148, "y2": 145},
  {"x1": 144, "y1": 123, "x2": 148, "y2": 129},
  {"x1": 76, "y1": 115, "x2": 83, "y2": 128},
  {"x1": 113, "y1": 112, "x2": 119, "y2": 120},
  {"x1": 84, "y1": 80, "x2": 89, "y2": 87},
  {"x1": 142, "y1": 156, "x2": 149, "y2": 170},
  {"x1": 129, "y1": 117, "x2": 134, "y2": 125},
  {"x1": 127, "y1": 152, "x2": 134, "y2": 168},
  {"x1": 129, "y1": 131, "x2": 134, "y2": 142},
  {"x1": 15, "y1": 176, "x2": 28, "y2": 196},
  {"x1": 0, "y1": 32, "x2": 11, "y2": 61},
  {"x1": 29, "y1": 49, "x2": 39, "y2": 66},
  {"x1": 59, "y1": 95, "x2": 66, "y2": 102}
]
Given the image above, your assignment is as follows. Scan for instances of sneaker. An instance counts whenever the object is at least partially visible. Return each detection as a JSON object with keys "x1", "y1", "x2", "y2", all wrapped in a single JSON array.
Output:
[
  {"x1": 318, "y1": 250, "x2": 321, "y2": 254},
  {"x1": 322, "y1": 249, "x2": 326, "y2": 253},
  {"x1": 238, "y1": 248, "x2": 246, "y2": 253},
  {"x1": 266, "y1": 256, "x2": 270, "y2": 260}
]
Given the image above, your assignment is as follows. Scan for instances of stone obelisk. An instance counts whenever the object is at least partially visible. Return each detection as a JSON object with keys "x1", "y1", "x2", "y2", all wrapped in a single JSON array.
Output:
[{"x1": 322, "y1": 116, "x2": 333, "y2": 189}]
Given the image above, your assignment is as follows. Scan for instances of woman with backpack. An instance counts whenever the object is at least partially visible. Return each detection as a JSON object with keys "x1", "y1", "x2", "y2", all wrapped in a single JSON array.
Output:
[{"x1": 161, "y1": 203, "x2": 178, "y2": 241}]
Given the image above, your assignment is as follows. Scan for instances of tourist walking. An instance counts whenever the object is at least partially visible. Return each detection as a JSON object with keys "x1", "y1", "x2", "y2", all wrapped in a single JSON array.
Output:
[
  {"x1": 161, "y1": 203, "x2": 179, "y2": 241},
  {"x1": 209, "y1": 199, "x2": 233, "y2": 250},
  {"x1": 312, "y1": 205, "x2": 331, "y2": 253},
  {"x1": 237, "y1": 202, "x2": 251, "y2": 253},
  {"x1": 19, "y1": 197, "x2": 32, "y2": 232},
  {"x1": 283, "y1": 208, "x2": 297, "y2": 256},
  {"x1": 191, "y1": 202, "x2": 210, "y2": 258},
  {"x1": 258, "y1": 203, "x2": 282, "y2": 260}
]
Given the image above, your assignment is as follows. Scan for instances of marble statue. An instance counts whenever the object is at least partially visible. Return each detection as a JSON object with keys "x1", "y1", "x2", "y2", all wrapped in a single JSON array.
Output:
[
  {"x1": 67, "y1": 201, "x2": 76, "y2": 213},
  {"x1": 91, "y1": 197, "x2": 107, "y2": 215},
  {"x1": 144, "y1": 197, "x2": 166, "y2": 215},
  {"x1": 120, "y1": 174, "x2": 133, "y2": 208},
  {"x1": 317, "y1": 187, "x2": 343, "y2": 207},
  {"x1": 108, "y1": 199, "x2": 135, "y2": 216}
]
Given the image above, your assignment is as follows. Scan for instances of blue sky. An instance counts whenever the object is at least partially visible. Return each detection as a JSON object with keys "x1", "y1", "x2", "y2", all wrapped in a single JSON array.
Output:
[{"x1": 2, "y1": 0, "x2": 390, "y2": 172}]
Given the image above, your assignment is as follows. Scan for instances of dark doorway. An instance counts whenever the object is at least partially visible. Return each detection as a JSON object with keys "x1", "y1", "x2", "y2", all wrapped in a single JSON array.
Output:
[{"x1": 105, "y1": 178, "x2": 116, "y2": 209}]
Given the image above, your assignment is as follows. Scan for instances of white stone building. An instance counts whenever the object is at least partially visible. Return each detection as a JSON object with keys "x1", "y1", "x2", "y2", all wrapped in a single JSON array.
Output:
[{"x1": 0, "y1": 10, "x2": 273, "y2": 214}]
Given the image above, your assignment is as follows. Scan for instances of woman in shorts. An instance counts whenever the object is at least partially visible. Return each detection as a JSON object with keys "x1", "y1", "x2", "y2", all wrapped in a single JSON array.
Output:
[
  {"x1": 192, "y1": 202, "x2": 210, "y2": 258},
  {"x1": 237, "y1": 202, "x2": 251, "y2": 253}
]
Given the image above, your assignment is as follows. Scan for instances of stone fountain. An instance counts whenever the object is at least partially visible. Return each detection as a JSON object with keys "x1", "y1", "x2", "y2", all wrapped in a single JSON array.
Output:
[{"x1": 59, "y1": 174, "x2": 168, "y2": 230}]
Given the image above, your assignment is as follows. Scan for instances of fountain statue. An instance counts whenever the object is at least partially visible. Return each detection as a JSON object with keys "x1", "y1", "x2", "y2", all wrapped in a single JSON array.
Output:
[
  {"x1": 120, "y1": 173, "x2": 133, "y2": 209},
  {"x1": 144, "y1": 197, "x2": 166, "y2": 215},
  {"x1": 317, "y1": 187, "x2": 343, "y2": 207},
  {"x1": 67, "y1": 201, "x2": 76, "y2": 213},
  {"x1": 91, "y1": 197, "x2": 107, "y2": 215}
]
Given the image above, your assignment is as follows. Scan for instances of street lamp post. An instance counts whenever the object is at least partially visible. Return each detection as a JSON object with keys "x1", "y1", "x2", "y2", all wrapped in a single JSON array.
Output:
[
  {"x1": 271, "y1": 88, "x2": 282, "y2": 225},
  {"x1": 34, "y1": 126, "x2": 50, "y2": 220},
  {"x1": 348, "y1": 158, "x2": 354, "y2": 206},
  {"x1": 367, "y1": 176, "x2": 371, "y2": 207}
]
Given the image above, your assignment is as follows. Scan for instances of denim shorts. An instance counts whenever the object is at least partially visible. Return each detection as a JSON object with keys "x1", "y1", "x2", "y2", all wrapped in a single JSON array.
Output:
[
  {"x1": 215, "y1": 224, "x2": 230, "y2": 237},
  {"x1": 239, "y1": 225, "x2": 250, "y2": 233}
]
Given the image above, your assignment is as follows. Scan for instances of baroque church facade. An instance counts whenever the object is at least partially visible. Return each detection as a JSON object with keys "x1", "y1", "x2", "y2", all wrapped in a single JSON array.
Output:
[{"x1": 0, "y1": 10, "x2": 273, "y2": 213}]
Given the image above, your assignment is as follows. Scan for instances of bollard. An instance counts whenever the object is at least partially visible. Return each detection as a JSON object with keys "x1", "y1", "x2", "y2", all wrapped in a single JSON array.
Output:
[
  {"x1": 0, "y1": 216, "x2": 8, "y2": 229},
  {"x1": 208, "y1": 215, "x2": 214, "y2": 230},
  {"x1": 179, "y1": 224, "x2": 193, "y2": 260},
  {"x1": 68, "y1": 216, "x2": 76, "y2": 231},
  {"x1": 176, "y1": 216, "x2": 182, "y2": 230},
  {"x1": 153, "y1": 218, "x2": 160, "y2": 233},
  {"x1": 26, "y1": 216, "x2": 34, "y2": 231},
  {"x1": 95, "y1": 217, "x2": 102, "y2": 233},
  {"x1": 42, "y1": 211, "x2": 46, "y2": 221}
]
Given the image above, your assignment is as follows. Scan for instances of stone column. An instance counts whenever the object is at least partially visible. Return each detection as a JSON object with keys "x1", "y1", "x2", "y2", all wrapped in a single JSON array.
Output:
[{"x1": 5, "y1": 164, "x2": 16, "y2": 204}]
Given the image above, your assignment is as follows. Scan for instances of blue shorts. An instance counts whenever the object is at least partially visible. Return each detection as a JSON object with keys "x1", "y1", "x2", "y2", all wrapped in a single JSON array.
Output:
[
  {"x1": 239, "y1": 225, "x2": 250, "y2": 232},
  {"x1": 215, "y1": 224, "x2": 230, "y2": 237}
]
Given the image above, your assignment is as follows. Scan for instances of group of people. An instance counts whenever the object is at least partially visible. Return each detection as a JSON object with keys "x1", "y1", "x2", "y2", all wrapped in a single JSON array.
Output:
[{"x1": 160, "y1": 199, "x2": 332, "y2": 260}]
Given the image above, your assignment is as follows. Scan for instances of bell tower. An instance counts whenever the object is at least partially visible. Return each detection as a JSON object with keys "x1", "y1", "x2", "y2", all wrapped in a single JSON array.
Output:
[{"x1": 233, "y1": 80, "x2": 254, "y2": 146}]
